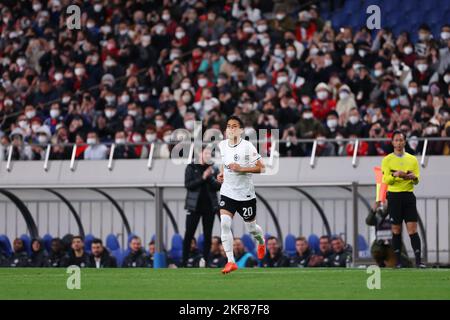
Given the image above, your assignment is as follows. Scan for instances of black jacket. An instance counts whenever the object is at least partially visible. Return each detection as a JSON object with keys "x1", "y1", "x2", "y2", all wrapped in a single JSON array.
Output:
[
  {"x1": 184, "y1": 248, "x2": 203, "y2": 268},
  {"x1": 29, "y1": 250, "x2": 49, "y2": 267},
  {"x1": 89, "y1": 250, "x2": 117, "y2": 268},
  {"x1": 329, "y1": 250, "x2": 352, "y2": 267},
  {"x1": 262, "y1": 250, "x2": 290, "y2": 268},
  {"x1": 8, "y1": 251, "x2": 30, "y2": 267},
  {"x1": 207, "y1": 252, "x2": 227, "y2": 268},
  {"x1": 289, "y1": 248, "x2": 313, "y2": 268},
  {"x1": 184, "y1": 163, "x2": 221, "y2": 213},
  {"x1": 61, "y1": 250, "x2": 91, "y2": 268},
  {"x1": 122, "y1": 249, "x2": 151, "y2": 268},
  {"x1": 47, "y1": 251, "x2": 66, "y2": 267}
]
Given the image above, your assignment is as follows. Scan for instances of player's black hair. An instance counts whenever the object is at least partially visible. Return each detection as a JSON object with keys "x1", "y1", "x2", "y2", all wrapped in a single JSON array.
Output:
[
  {"x1": 72, "y1": 235, "x2": 84, "y2": 242},
  {"x1": 226, "y1": 115, "x2": 244, "y2": 128},
  {"x1": 92, "y1": 238, "x2": 103, "y2": 245},
  {"x1": 392, "y1": 130, "x2": 406, "y2": 140}
]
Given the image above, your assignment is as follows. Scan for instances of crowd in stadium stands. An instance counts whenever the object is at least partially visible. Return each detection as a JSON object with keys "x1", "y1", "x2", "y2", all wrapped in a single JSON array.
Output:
[
  {"x1": 0, "y1": 0, "x2": 449, "y2": 160},
  {"x1": 0, "y1": 233, "x2": 353, "y2": 268}
]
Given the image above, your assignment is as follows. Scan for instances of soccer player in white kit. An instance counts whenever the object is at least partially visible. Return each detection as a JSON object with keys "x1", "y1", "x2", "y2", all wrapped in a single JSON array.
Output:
[{"x1": 217, "y1": 116, "x2": 266, "y2": 274}]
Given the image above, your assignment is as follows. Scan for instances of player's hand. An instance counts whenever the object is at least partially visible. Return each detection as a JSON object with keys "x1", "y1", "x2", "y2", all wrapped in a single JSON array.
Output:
[
  {"x1": 405, "y1": 173, "x2": 417, "y2": 180},
  {"x1": 228, "y1": 163, "x2": 242, "y2": 172},
  {"x1": 202, "y1": 166, "x2": 212, "y2": 180},
  {"x1": 393, "y1": 170, "x2": 407, "y2": 178},
  {"x1": 217, "y1": 172, "x2": 224, "y2": 183}
]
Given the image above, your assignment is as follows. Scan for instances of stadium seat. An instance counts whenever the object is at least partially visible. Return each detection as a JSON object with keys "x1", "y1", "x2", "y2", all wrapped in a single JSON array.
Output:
[
  {"x1": 0, "y1": 234, "x2": 12, "y2": 257},
  {"x1": 308, "y1": 234, "x2": 320, "y2": 254},
  {"x1": 169, "y1": 233, "x2": 183, "y2": 264},
  {"x1": 197, "y1": 234, "x2": 204, "y2": 252},
  {"x1": 20, "y1": 234, "x2": 32, "y2": 256},
  {"x1": 84, "y1": 234, "x2": 95, "y2": 253},
  {"x1": 105, "y1": 233, "x2": 120, "y2": 251},
  {"x1": 284, "y1": 234, "x2": 296, "y2": 257},
  {"x1": 42, "y1": 234, "x2": 53, "y2": 253},
  {"x1": 357, "y1": 234, "x2": 369, "y2": 251},
  {"x1": 241, "y1": 233, "x2": 256, "y2": 257}
]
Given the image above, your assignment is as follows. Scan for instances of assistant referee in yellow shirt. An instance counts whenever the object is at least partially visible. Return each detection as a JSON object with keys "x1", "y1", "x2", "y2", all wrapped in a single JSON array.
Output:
[{"x1": 381, "y1": 130, "x2": 425, "y2": 268}]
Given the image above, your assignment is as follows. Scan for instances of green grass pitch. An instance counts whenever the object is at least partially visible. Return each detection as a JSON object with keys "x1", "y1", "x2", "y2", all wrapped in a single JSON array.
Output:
[{"x1": 0, "y1": 268, "x2": 449, "y2": 300}]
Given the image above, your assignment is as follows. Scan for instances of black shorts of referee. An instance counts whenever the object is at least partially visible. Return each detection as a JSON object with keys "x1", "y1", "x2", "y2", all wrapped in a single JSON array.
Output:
[{"x1": 386, "y1": 191, "x2": 418, "y2": 225}]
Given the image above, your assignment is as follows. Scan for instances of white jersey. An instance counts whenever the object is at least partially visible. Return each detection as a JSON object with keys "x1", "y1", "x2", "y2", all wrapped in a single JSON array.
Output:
[{"x1": 218, "y1": 138, "x2": 261, "y2": 201}]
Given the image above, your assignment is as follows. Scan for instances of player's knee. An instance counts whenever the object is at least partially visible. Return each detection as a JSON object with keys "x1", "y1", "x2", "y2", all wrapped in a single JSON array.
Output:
[
  {"x1": 245, "y1": 221, "x2": 257, "y2": 233},
  {"x1": 391, "y1": 225, "x2": 401, "y2": 234},
  {"x1": 220, "y1": 215, "x2": 232, "y2": 232}
]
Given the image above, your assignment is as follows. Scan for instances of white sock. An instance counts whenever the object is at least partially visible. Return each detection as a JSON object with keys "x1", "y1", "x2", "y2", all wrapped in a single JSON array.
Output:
[
  {"x1": 245, "y1": 220, "x2": 265, "y2": 245},
  {"x1": 220, "y1": 215, "x2": 235, "y2": 263}
]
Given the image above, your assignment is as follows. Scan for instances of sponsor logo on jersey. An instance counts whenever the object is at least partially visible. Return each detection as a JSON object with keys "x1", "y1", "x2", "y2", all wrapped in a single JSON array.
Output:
[
  {"x1": 220, "y1": 200, "x2": 225, "y2": 206},
  {"x1": 234, "y1": 154, "x2": 239, "y2": 161}
]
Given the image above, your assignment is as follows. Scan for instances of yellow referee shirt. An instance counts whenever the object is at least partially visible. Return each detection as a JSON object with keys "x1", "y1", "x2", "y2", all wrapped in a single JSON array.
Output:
[{"x1": 381, "y1": 152, "x2": 420, "y2": 192}]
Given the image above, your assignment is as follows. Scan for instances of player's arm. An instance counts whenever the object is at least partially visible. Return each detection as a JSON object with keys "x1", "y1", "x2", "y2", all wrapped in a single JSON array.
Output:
[
  {"x1": 406, "y1": 157, "x2": 420, "y2": 184},
  {"x1": 228, "y1": 158, "x2": 265, "y2": 174},
  {"x1": 217, "y1": 165, "x2": 224, "y2": 183},
  {"x1": 381, "y1": 157, "x2": 396, "y2": 185}
]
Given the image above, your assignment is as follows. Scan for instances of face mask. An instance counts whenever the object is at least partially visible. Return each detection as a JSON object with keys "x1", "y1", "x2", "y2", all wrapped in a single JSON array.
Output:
[
  {"x1": 408, "y1": 87, "x2": 418, "y2": 96},
  {"x1": 389, "y1": 98, "x2": 399, "y2": 107},
  {"x1": 75, "y1": 67, "x2": 85, "y2": 76},
  {"x1": 276, "y1": 14, "x2": 285, "y2": 20},
  {"x1": 220, "y1": 37, "x2": 230, "y2": 46},
  {"x1": 105, "y1": 96, "x2": 116, "y2": 104},
  {"x1": 124, "y1": 120, "x2": 133, "y2": 128},
  {"x1": 243, "y1": 27, "x2": 254, "y2": 34},
  {"x1": 260, "y1": 37, "x2": 270, "y2": 46},
  {"x1": 404, "y1": 46, "x2": 413, "y2": 55},
  {"x1": 184, "y1": 120, "x2": 195, "y2": 130},
  {"x1": 274, "y1": 49, "x2": 284, "y2": 58},
  {"x1": 155, "y1": 25, "x2": 164, "y2": 35},
  {"x1": 417, "y1": 64, "x2": 428, "y2": 73},
  {"x1": 87, "y1": 138, "x2": 97, "y2": 145},
  {"x1": 372, "y1": 115, "x2": 378, "y2": 123},
  {"x1": 94, "y1": 4, "x2": 102, "y2": 12},
  {"x1": 327, "y1": 119, "x2": 338, "y2": 129},
  {"x1": 133, "y1": 135, "x2": 142, "y2": 142},
  {"x1": 286, "y1": 50, "x2": 296, "y2": 58},
  {"x1": 317, "y1": 91, "x2": 328, "y2": 100},
  {"x1": 310, "y1": 47, "x2": 319, "y2": 56},
  {"x1": 4, "y1": 99, "x2": 13, "y2": 106},
  {"x1": 198, "y1": 40, "x2": 207, "y2": 47},
  {"x1": 257, "y1": 25, "x2": 267, "y2": 33},
  {"x1": 198, "y1": 79, "x2": 207, "y2": 87},
  {"x1": 162, "y1": 14, "x2": 170, "y2": 21},
  {"x1": 54, "y1": 73, "x2": 63, "y2": 81},
  {"x1": 443, "y1": 75, "x2": 450, "y2": 84},
  {"x1": 323, "y1": 58, "x2": 332, "y2": 67},
  {"x1": 128, "y1": 110, "x2": 138, "y2": 117},
  {"x1": 245, "y1": 49, "x2": 255, "y2": 58},
  {"x1": 358, "y1": 50, "x2": 366, "y2": 57},
  {"x1": 142, "y1": 35, "x2": 151, "y2": 46},
  {"x1": 349, "y1": 115, "x2": 359, "y2": 124},
  {"x1": 16, "y1": 58, "x2": 26, "y2": 67},
  {"x1": 303, "y1": 112, "x2": 313, "y2": 119},
  {"x1": 345, "y1": 48, "x2": 355, "y2": 56},
  {"x1": 146, "y1": 133, "x2": 156, "y2": 142},
  {"x1": 115, "y1": 138, "x2": 125, "y2": 144},
  {"x1": 18, "y1": 120, "x2": 29, "y2": 129},
  {"x1": 87, "y1": 22, "x2": 95, "y2": 29},
  {"x1": 301, "y1": 97, "x2": 311, "y2": 105},
  {"x1": 248, "y1": 66, "x2": 256, "y2": 73},
  {"x1": 182, "y1": 95, "x2": 191, "y2": 104},
  {"x1": 105, "y1": 110, "x2": 116, "y2": 118},
  {"x1": 32, "y1": 124, "x2": 40, "y2": 132},
  {"x1": 391, "y1": 60, "x2": 400, "y2": 66},
  {"x1": 277, "y1": 76, "x2": 288, "y2": 84},
  {"x1": 163, "y1": 135, "x2": 171, "y2": 143},
  {"x1": 175, "y1": 32, "x2": 185, "y2": 39},
  {"x1": 374, "y1": 69, "x2": 383, "y2": 77},
  {"x1": 33, "y1": 3, "x2": 42, "y2": 11},
  {"x1": 155, "y1": 120, "x2": 164, "y2": 128},
  {"x1": 120, "y1": 95, "x2": 130, "y2": 104},
  {"x1": 38, "y1": 135, "x2": 48, "y2": 144},
  {"x1": 418, "y1": 33, "x2": 429, "y2": 41},
  {"x1": 256, "y1": 79, "x2": 266, "y2": 87},
  {"x1": 50, "y1": 109, "x2": 60, "y2": 118},
  {"x1": 62, "y1": 96, "x2": 71, "y2": 104},
  {"x1": 441, "y1": 31, "x2": 450, "y2": 40},
  {"x1": 339, "y1": 91, "x2": 349, "y2": 100},
  {"x1": 227, "y1": 54, "x2": 237, "y2": 62},
  {"x1": 26, "y1": 110, "x2": 36, "y2": 119},
  {"x1": 138, "y1": 94, "x2": 148, "y2": 102}
]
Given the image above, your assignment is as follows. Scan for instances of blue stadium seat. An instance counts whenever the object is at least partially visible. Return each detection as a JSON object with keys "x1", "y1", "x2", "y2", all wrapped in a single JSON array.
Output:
[
  {"x1": 105, "y1": 233, "x2": 120, "y2": 251},
  {"x1": 308, "y1": 234, "x2": 320, "y2": 254},
  {"x1": 357, "y1": 234, "x2": 369, "y2": 251},
  {"x1": 241, "y1": 234, "x2": 256, "y2": 257},
  {"x1": 20, "y1": 234, "x2": 32, "y2": 255},
  {"x1": 264, "y1": 233, "x2": 272, "y2": 243},
  {"x1": 42, "y1": 234, "x2": 53, "y2": 253},
  {"x1": 197, "y1": 234, "x2": 204, "y2": 252},
  {"x1": 284, "y1": 234, "x2": 296, "y2": 257},
  {"x1": 84, "y1": 234, "x2": 95, "y2": 253},
  {"x1": 169, "y1": 233, "x2": 183, "y2": 264},
  {"x1": 0, "y1": 234, "x2": 12, "y2": 257}
]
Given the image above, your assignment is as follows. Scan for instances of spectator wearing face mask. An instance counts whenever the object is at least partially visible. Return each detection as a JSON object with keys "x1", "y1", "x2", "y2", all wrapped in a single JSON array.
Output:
[
  {"x1": 312, "y1": 82, "x2": 336, "y2": 121},
  {"x1": 345, "y1": 107, "x2": 366, "y2": 137},
  {"x1": 84, "y1": 131, "x2": 108, "y2": 160},
  {"x1": 113, "y1": 131, "x2": 137, "y2": 159},
  {"x1": 335, "y1": 84, "x2": 357, "y2": 125},
  {"x1": 346, "y1": 133, "x2": 369, "y2": 156},
  {"x1": 9, "y1": 128, "x2": 33, "y2": 160}
]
